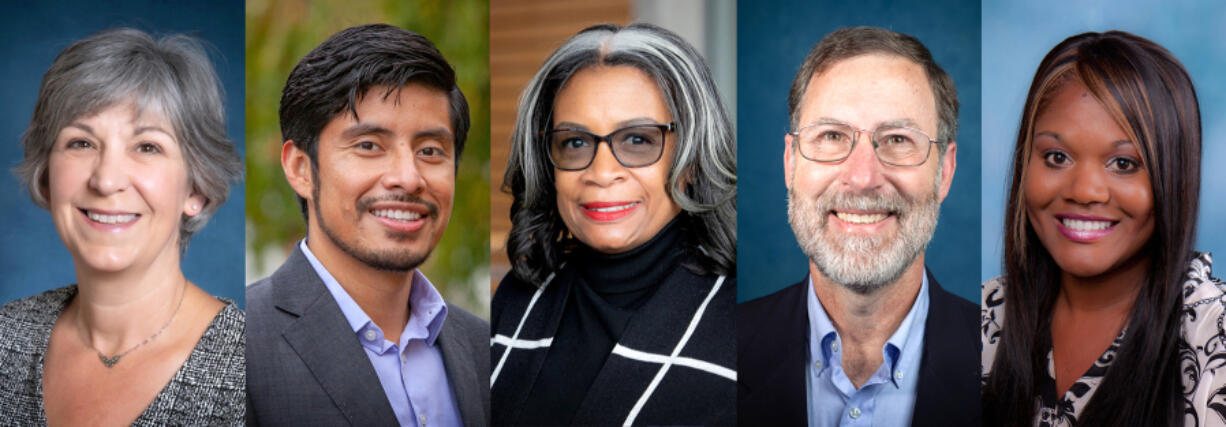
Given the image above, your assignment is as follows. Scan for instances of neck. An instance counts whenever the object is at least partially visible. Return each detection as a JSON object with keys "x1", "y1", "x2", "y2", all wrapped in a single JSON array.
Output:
[
  {"x1": 71, "y1": 247, "x2": 186, "y2": 354},
  {"x1": 1057, "y1": 253, "x2": 1150, "y2": 317},
  {"x1": 306, "y1": 226, "x2": 413, "y2": 340},
  {"x1": 810, "y1": 254, "x2": 925, "y2": 353}
]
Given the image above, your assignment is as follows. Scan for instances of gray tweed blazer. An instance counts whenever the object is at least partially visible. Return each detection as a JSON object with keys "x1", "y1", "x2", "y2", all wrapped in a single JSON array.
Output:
[
  {"x1": 245, "y1": 246, "x2": 490, "y2": 426},
  {"x1": 0, "y1": 286, "x2": 246, "y2": 425}
]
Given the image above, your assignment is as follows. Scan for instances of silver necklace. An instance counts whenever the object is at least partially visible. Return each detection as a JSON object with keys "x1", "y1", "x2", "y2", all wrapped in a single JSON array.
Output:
[{"x1": 76, "y1": 281, "x2": 186, "y2": 368}]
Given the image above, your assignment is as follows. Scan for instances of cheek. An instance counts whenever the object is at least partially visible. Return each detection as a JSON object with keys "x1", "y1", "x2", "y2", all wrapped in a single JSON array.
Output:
[
  {"x1": 1022, "y1": 165, "x2": 1058, "y2": 210},
  {"x1": 552, "y1": 171, "x2": 581, "y2": 206},
  {"x1": 1115, "y1": 177, "x2": 1154, "y2": 227}
]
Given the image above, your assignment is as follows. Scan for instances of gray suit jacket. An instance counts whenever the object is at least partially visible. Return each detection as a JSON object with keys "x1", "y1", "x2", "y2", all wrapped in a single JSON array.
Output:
[{"x1": 246, "y1": 246, "x2": 489, "y2": 426}]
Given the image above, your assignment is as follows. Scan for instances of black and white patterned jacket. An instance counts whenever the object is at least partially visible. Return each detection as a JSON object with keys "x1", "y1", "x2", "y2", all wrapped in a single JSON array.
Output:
[{"x1": 490, "y1": 262, "x2": 736, "y2": 425}]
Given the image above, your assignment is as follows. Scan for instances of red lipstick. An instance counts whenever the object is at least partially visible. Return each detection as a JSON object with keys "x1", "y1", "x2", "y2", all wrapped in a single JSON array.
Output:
[{"x1": 580, "y1": 201, "x2": 639, "y2": 222}]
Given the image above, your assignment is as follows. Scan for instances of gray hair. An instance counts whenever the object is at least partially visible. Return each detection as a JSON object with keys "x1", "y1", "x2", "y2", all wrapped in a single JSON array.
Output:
[
  {"x1": 503, "y1": 23, "x2": 736, "y2": 284},
  {"x1": 14, "y1": 28, "x2": 242, "y2": 252},
  {"x1": 788, "y1": 26, "x2": 959, "y2": 152}
]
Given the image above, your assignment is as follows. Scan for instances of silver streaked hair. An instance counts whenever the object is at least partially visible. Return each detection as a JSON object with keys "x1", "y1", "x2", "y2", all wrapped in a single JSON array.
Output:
[
  {"x1": 503, "y1": 23, "x2": 736, "y2": 284},
  {"x1": 14, "y1": 28, "x2": 242, "y2": 252}
]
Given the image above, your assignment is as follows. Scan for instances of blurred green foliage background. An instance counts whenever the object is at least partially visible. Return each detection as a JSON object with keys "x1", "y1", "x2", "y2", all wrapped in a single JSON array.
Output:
[{"x1": 245, "y1": 0, "x2": 490, "y2": 317}]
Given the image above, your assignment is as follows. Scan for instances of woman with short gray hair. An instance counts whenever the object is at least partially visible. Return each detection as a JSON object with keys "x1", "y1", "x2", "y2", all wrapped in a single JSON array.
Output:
[
  {"x1": 490, "y1": 23, "x2": 736, "y2": 425},
  {"x1": 0, "y1": 28, "x2": 243, "y2": 424}
]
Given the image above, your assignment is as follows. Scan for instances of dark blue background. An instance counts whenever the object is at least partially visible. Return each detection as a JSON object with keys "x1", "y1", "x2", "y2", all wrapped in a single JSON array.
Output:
[
  {"x1": 0, "y1": 0, "x2": 245, "y2": 306},
  {"x1": 736, "y1": 0, "x2": 982, "y2": 303}
]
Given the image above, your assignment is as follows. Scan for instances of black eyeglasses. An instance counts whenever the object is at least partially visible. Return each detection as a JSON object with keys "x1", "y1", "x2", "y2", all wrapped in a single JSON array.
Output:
[{"x1": 545, "y1": 123, "x2": 675, "y2": 171}]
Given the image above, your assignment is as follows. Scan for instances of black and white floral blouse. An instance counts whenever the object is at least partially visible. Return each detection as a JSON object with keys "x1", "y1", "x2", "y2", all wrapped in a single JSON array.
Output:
[{"x1": 982, "y1": 253, "x2": 1226, "y2": 426}]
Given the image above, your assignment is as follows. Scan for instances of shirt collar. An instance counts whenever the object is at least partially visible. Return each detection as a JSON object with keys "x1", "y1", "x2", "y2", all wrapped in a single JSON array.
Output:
[
  {"x1": 300, "y1": 240, "x2": 449, "y2": 347},
  {"x1": 807, "y1": 272, "x2": 930, "y2": 388}
]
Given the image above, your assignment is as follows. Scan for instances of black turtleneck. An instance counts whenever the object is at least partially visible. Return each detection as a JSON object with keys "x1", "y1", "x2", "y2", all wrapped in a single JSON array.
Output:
[{"x1": 517, "y1": 217, "x2": 687, "y2": 425}]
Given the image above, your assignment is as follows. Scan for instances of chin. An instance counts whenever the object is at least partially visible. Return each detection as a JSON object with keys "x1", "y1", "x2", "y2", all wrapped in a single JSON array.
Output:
[{"x1": 1051, "y1": 255, "x2": 1114, "y2": 279}]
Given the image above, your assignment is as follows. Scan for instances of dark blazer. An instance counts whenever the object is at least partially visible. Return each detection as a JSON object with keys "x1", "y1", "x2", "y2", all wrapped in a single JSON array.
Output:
[
  {"x1": 737, "y1": 269, "x2": 980, "y2": 427},
  {"x1": 246, "y1": 246, "x2": 490, "y2": 426}
]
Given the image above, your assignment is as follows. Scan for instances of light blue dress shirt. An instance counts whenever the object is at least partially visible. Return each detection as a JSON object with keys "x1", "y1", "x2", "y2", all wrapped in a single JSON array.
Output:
[
  {"x1": 301, "y1": 241, "x2": 461, "y2": 427},
  {"x1": 805, "y1": 274, "x2": 929, "y2": 427}
]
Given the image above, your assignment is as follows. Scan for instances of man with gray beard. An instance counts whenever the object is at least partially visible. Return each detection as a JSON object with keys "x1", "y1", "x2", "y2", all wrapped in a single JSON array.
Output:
[{"x1": 737, "y1": 27, "x2": 979, "y2": 427}]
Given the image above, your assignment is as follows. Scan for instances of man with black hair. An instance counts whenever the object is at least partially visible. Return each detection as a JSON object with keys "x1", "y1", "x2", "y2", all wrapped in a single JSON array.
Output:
[{"x1": 246, "y1": 24, "x2": 488, "y2": 426}]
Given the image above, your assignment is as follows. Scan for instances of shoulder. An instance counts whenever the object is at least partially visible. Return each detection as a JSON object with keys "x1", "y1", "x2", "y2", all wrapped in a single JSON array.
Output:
[
  {"x1": 737, "y1": 279, "x2": 807, "y2": 319},
  {"x1": 0, "y1": 285, "x2": 75, "y2": 326},
  {"x1": 184, "y1": 301, "x2": 246, "y2": 378},
  {"x1": 981, "y1": 276, "x2": 1006, "y2": 376},
  {"x1": 1179, "y1": 253, "x2": 1226, "y2": 425},
  {"x1": 927, "y1": 273, "x2": 978, "y2": 320},
  {"x1": 1181, "y1": 253, "x2": 1226, "y2": 347},
  {"x1": 736, "y1": 279, "x2": 807, "y2": 349},
  {"x1": 445, "y1": 302, "x2": 489, "y2": 339},
  {"x1": 148, "y1": 301, "x2": 246, "y2": 424}
]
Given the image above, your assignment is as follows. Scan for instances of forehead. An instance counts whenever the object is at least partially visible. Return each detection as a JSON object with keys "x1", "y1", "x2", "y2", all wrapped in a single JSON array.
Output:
[
  {"x1": 799, "y1": 53, "x2": 937, "y2": 131},
  {"x1": 68, "y1": 99, "x2": 172, "y2": 131},
  {"x1": 552, "y1": 65, "x2": 670, "y2": 125},
  {"x1": 1032, "y1": 80, "x2": 1134, "y2": 151}
]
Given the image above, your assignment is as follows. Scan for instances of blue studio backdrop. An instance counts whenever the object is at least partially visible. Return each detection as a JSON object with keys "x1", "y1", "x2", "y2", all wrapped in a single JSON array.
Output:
[
  {"x1": 981, "y1": 0, "x2": 1226, "y2": 282},
  {"x1": 737, "y1": 0, "x2": 982, "y2": 303},
  {"x1": 0, "y1": 0, "x2": 245, "y2": 306}
]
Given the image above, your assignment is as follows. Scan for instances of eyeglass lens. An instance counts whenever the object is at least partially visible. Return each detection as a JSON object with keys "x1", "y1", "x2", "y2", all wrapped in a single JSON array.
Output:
[
  {"x1": 796, "y1": 123, "x2": 931, "y2": 166},
  {"x1": 549, "y1": 125, "x2": 666, "y2": 170}
]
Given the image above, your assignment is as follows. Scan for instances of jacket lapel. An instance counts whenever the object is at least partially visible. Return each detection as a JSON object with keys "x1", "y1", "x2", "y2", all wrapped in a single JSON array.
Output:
[
  {"x1": 437, "y1": 306, "x2": 487, "y2": 427},
  {"x1": 910, "y1": 269, "x2": 981, "y2": 427},
  {"x1": 736, "y1": 279, "x2": 808, "y2": 426},
  {"x1": 272, "y1": 247, "x2": 399, "y2": 426}
]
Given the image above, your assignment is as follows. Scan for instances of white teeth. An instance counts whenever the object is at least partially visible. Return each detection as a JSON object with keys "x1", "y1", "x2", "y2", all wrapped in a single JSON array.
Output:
[
  {"x1": 372, "y1": 209, "x2": 423, "y2": 221},
  {"x1": 1061, "y1": 218, "x2": 1113, "y2": 231},
  {"x1": 87, "y1": 211, "x2": 137, "y2": 224},
  {"x1": 835, "y1": 212, "x2": 888, "y2": 224},
  {"x1": 589, "y1": 203, "x2": 636, "y2": 213}
]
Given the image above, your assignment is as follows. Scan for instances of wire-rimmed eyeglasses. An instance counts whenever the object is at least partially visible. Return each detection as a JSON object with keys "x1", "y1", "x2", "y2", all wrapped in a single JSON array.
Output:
[{"x1": 789, "y1": 121, "x2": 939, "y2": 167}]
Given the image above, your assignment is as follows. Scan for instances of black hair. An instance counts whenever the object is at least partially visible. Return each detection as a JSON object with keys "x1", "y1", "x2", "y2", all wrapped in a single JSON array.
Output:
[{"x1": 279, "y1": 23, "x2": 469, "y2": 219}]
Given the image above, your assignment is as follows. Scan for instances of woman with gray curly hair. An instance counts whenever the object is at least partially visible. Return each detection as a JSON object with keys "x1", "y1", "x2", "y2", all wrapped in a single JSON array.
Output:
[
  {"x1": 490, "y1": 23, "x2": 736, "y2": 425},
  {"x1": 0, "y1": 28, "x2": 243, "y2": 424}
]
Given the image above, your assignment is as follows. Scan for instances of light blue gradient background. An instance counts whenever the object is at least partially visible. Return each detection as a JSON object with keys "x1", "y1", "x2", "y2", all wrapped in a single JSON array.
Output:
[
  {"x1": 738, "y1": 0, "x2": 982, "y2": 303},
  {"x1": 982, "y1": 1, "x2": 1226, "y2": 281},
  {"x1": 0, "y1": 0, "x2": 245, "y2": 306}
]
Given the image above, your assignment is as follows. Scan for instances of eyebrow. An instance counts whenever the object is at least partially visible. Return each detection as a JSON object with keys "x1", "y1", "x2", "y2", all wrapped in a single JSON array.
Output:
[
  {"x1": 67, "y1": 122, "x2": 95, "y2": 136},
  {"x1": 341, "y1": 123, "x2": 394, "y2": 140},
  {"x1": 811, "y1": 117, "x2": 922, "y2": 129},
  {"x1": 553, "y1": 117, "x2": 665, "y2": 131},
  {"x1": 1033, "y1": 132, "x2": 1135, "y2": 151},
  {"x1": 341, "y1": 122, "x2": 454, "y2": 144},
  {"x1": 134, "y1": 126, "x2": 174, "y2": 139}
]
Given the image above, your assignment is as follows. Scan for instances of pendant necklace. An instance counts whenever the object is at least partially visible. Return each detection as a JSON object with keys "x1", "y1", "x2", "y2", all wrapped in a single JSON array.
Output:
[{"x1": 76, "y1": 281, "x2": 186, "y2": 368}]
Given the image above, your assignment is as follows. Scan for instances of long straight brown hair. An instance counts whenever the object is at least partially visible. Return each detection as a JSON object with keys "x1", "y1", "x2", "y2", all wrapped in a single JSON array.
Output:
[{"x1": 983, "y1": 31, "x2": 1201, "y2": 426}]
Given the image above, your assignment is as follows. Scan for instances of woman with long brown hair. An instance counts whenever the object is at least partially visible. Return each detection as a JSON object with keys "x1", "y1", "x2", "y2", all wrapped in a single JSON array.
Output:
[{"x1": 981, "y1": 31, "x2": 1224, "y2": 426}]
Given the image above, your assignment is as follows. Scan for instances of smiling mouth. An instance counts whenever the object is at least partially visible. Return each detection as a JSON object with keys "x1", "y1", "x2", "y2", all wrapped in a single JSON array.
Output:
[
  {"x1": 834, "y1": 211, "x2": 890, "y2": 224},
  {"x1": 582, "y1": 202, "x2": 639, "y2": 213},
  {"x1": 1059, "y1": 217, "x2": 1117, "y2": 231},
  {"x1": 371, "y1": 208, "x2": 424, "y2": 222},
  {"x1": 81, "y1": 209, "x2": 139, "y2": 225}
]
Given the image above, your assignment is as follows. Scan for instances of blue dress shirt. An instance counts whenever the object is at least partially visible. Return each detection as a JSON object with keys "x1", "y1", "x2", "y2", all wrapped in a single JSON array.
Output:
[
  {"x1": 301, "y1": 241, "x2": 461, "y2": 427},
  {"x1": 805, "y1": 274, "x2": 929, "y2": 427}
]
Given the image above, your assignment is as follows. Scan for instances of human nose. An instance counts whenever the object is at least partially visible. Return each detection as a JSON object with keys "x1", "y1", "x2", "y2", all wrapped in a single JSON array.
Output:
[
  {"x1": 581, "y1": 141, "x2": 627, "y2": 186},
  {"x1": 1064, "y1": 163, "x2": 1109, "y2": 204},
  {"x1": 837, "y1": 131, "x2": 885, "y2": 191},
  {"x1": 88, "y1": 145, "x2": 130, "y2": 196},
  {"x1": 380, "y1": 146, "x2": 425, "y2": 193}
]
